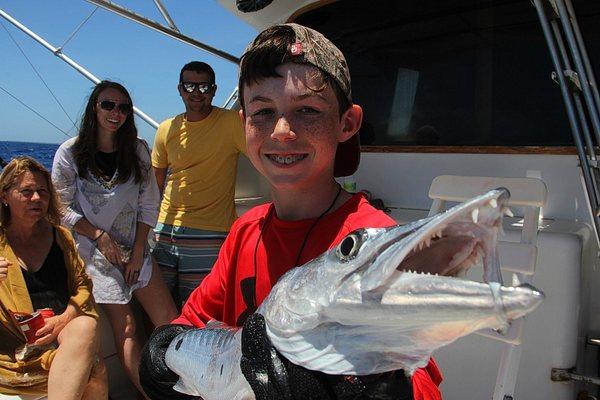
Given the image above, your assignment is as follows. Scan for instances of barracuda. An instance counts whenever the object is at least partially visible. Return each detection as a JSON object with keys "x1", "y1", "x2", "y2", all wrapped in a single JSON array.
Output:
[{"x1": 165, "y1": 188, "x2": 544, "y2": 399}]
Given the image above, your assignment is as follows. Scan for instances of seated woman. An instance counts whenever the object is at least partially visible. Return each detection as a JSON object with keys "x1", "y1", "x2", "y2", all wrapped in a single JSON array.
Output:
[
  {"x1": 0, "y1": 156, "x2": 107, "y2": 399},
  {"x1": 51, "y1": 81, "x2": 178, "y2": 398}
]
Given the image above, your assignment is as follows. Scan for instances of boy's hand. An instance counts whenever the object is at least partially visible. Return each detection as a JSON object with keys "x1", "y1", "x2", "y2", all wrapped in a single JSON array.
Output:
[
  {"x1": 241, "y1": 313, "x2": 413, "y2": 400},
  {"x1": 240, "y1": 313, "x2": 295, "y2": 400},
  {"x1": 139, "y1": 324, "x2": 195, "y2": 400}
]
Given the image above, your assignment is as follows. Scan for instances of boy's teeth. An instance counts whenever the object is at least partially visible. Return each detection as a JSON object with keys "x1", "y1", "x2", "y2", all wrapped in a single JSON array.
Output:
[{"x1": 271, "y1": 154, "x2": 304, "y2": 164}]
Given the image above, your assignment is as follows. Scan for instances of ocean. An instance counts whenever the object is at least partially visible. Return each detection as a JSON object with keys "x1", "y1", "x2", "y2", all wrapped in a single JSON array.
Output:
[{"x1": 0, "y1": 141, "x2": 61, "y2": 171}]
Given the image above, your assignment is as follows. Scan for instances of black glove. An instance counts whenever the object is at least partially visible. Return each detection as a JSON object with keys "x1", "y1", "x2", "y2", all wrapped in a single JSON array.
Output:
[
  {"x1": 139, "y1": 324, "x2": 195, "y2": 400},
  {"x1": 240, "y1": 313, "x2": 413, "y2": 400}
]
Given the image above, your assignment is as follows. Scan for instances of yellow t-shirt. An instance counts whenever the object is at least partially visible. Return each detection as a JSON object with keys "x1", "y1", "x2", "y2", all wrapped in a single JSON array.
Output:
[{"x1": 152, "y1": 107, "x2": 246, "y2": 231}]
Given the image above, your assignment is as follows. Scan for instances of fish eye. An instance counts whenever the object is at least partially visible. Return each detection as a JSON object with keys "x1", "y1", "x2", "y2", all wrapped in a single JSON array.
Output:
[{"x1": 336, "y1": 233, "x2": 361, "y2": 262}]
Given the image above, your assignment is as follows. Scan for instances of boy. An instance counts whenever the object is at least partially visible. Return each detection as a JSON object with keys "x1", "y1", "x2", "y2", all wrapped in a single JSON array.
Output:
[{"x1": 139, "y1": 23, "x2": 442, "y2": 400}]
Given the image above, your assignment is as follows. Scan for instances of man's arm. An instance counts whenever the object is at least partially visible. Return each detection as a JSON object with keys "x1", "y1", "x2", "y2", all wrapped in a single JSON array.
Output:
[{"x1": 154, "y1": 167, "x2": 167, "y2": 197}]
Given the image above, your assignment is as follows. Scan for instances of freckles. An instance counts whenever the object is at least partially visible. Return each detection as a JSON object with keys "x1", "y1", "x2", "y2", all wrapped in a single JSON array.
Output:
[{"x1": 294, "y1": 118, "x2": 339, "y2": 139}]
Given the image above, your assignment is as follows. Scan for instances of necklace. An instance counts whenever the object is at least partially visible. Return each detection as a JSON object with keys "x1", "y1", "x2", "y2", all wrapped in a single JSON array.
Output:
[{"x1": 252, "y1": 185, "x2": 343, "y2": 307}]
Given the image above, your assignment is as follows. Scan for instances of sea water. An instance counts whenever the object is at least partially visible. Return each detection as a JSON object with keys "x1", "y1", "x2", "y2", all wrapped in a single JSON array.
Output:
[{"x1": 0, "y1": 141, "x2": 60, "y2": 171}]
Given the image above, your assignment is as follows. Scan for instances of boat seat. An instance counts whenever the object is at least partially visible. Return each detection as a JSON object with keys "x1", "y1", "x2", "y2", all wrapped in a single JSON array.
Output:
[
  {"x1": 427, "y1": 174, "x2": 547, "y2": 400},
  {"x1": 0, "y1": 395, "x2": 46, "y2": 400}
]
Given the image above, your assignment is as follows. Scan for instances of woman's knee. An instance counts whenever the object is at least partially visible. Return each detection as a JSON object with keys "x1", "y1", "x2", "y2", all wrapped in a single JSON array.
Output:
[
  {"x1": 59, "y1": 315, "x2": 100, "y2": 349},
  {"x1": 121, "y1": 314, "x2": 137, "y2": 338},
  {"x1": 103, "y1": 304, "x2": 138, "y2": 338}
]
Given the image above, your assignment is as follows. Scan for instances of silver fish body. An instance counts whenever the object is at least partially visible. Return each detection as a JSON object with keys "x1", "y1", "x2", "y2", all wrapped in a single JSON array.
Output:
[
  {"x1": 165, "y1": 323, "x2": 252, "y2": 399},
  {"x1": 165, "y1": 188, "x2": 544, "y2": 398}
]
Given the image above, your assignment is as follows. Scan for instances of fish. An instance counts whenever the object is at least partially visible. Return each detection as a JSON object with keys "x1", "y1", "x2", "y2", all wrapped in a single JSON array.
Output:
[{"x1": 165, "y1": 188, "x2": 544, "y2": 399}]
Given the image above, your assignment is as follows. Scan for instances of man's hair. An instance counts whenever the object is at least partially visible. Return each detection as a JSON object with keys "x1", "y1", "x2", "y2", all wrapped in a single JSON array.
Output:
[
  {"x1": 180, "y1": 61, "x2": 216, "y2": 83},
  {"x1": 238, "y1": 25, "x2": 351, "y2": 117},
  {"x1": 0, "y1": 156, "x2": 62, "y2": 241}
]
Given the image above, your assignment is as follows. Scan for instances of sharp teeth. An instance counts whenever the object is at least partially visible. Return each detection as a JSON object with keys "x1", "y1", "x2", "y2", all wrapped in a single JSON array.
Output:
[
  {"x1": 503, "y1": 207, "x2": 514, "y2": 217},
  {"x1": 425, "y1": 237, "x2": 431, "y2": 247},
  {"x1": 489, "y1": 199, "x2": 498, "y2": 208},
  {"x1": 471, "y1": 208, "x2": 479, "y2": 223}
]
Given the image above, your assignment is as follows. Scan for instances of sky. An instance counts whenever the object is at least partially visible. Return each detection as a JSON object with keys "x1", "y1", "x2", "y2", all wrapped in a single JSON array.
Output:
[{"x1": 0, "y1": 0, "x2": 257, "y2": 144}]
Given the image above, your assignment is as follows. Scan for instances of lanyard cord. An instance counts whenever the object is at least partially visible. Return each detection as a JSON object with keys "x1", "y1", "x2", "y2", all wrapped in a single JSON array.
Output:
[{"x1": 252, "y1": 184, "x2": 343, "y2": 309}]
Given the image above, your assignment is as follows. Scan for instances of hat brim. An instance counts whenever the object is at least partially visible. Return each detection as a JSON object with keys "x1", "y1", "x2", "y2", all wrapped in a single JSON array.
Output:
[{"x1": 334, "y1": 133, "x2": 360, "y2": 178}]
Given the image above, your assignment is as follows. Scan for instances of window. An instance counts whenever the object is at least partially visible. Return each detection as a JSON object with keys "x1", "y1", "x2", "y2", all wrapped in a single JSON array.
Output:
[{"x1": 295, "y1": 0, "x2": 600, "y2": 147}]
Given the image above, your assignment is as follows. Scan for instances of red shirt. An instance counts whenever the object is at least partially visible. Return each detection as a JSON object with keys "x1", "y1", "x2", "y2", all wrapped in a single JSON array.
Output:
[{"x1": 174, "y1": 193, "x2": 442, "y2": 399}]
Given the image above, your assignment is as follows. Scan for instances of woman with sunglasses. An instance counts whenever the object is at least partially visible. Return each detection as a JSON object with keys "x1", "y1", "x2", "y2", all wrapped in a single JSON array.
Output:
[{"x1": 52, "y1": 81, "x2": 177, "y2": 398}]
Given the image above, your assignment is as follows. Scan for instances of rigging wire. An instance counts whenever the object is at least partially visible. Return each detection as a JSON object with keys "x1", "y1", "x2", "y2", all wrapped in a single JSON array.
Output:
[
  {"x1": 59, "y1": 6, "x2": 98, "y2": 50},
  {"x1": 0, "y1": 84, "x2": 72, "y2": 138},
  {"x1": 0, "y1": 19, "x2": 78, "y2": 130}
]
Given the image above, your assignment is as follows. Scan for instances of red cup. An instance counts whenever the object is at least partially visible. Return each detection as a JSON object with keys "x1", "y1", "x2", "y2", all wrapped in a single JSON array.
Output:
[
  {"x1": 37, "y1": 308, "x2": 55, "y2": 320},
  {"x1": 14, "y1": 312, "x2": 45, "y2": 344}
]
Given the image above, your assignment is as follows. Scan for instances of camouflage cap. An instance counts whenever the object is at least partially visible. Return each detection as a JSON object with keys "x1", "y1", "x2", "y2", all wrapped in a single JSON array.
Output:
[{"x1": 281, "y1": 23, "x2": 352, "y2": 103}]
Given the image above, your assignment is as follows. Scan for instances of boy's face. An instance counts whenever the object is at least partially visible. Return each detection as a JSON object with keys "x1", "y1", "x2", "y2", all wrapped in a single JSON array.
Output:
[{"x1": 240, "y1": 63, "x2": 361, "y2": 192}]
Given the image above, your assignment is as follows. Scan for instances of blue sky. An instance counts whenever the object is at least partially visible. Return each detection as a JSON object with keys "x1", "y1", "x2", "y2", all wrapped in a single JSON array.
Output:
[{"x1": 0, "y1": 0, "x2": 257, "y2": 144}]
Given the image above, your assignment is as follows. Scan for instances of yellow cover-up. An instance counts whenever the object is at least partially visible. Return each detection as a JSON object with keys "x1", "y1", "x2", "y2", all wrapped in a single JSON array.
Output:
[{"x1": 0, "y1": 226, "x2": 97, "y2": 395}]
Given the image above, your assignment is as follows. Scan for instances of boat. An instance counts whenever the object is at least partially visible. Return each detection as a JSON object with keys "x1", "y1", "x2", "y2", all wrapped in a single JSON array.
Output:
[{"x1": 2, "y1": 0, "x2": 600, "y2": 399}]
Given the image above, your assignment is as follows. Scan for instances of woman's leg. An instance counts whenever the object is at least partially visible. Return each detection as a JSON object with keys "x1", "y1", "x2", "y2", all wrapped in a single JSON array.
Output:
[
  {"x1": 135, "y1": 259, "x2": 178, "y2": 327},
  {"x1": 102, "y1": 302, "x2": 147, "y2": 398},
  {"x1": 47, "y1": 315, "x2": 100, "y2": 400},
  {"x1": 81, "y1": 357, "x2": 109, "y2": 400}
]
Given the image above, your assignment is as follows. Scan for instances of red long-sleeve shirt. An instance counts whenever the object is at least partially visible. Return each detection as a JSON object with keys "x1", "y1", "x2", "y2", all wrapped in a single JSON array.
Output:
[{"x1": 174, "y1": 193, "x2": 443, "y2": 399}]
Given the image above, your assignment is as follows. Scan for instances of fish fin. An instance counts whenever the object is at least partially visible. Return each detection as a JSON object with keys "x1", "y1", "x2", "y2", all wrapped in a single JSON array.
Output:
[
  {"x1": 173, "y1": 378, "x2": 200, "y2": 396},
  {"x1": 206, "y1": 319, "x2": 228, "y2": 329}
]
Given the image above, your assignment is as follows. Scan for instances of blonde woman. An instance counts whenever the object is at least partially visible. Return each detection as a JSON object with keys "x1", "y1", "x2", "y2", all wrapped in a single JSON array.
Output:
[{"x1": 0, "y1": 156, "x2": 107, "y2": 399}]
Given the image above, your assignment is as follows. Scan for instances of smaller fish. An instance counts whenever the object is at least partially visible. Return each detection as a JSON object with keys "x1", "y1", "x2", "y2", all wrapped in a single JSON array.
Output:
[{"x1": 166, "y1": 188, "x2": 544, "y2": 399}]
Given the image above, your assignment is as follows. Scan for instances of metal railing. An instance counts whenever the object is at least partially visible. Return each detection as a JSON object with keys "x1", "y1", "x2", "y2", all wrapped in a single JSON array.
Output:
[{"x1": 533, "y1": 0, "x2": 600, "y2": 251}]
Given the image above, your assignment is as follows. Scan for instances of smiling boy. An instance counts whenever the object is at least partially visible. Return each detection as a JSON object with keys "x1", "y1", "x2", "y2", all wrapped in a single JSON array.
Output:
[{"x1": 140, "y1": 24, "x2": 442, "y2": 400}]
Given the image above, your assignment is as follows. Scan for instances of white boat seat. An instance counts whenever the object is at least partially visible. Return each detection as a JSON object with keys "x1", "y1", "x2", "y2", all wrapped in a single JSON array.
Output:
[
  {"x1": 429, "y1": 175, "x2": 546, "y2": 279},
  {"x1": 427, "y1": 174, "x2": 547, "y2": 400}
]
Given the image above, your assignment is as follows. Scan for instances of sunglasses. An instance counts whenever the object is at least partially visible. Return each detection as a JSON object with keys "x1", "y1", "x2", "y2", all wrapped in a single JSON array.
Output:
[
  {"x1": 98, "y1": 100, "x2": 132, "y2": 114},
  {"x1": 181, "y1": 82, "x2": 215, "y2": 94}
]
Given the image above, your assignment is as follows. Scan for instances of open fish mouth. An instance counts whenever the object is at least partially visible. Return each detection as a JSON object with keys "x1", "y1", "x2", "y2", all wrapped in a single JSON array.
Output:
[
  {"x1": 342, "y1": 188, "x2": 511, "y2": 293},
  {"x1": 395, "y1": 188, "x2": 511, "y2": 280}
]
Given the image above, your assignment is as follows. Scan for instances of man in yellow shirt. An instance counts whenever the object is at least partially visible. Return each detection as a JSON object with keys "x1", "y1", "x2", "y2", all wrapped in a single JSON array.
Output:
[{"x1": 152, "y1": 61, "x2": 246, "y2": 306}]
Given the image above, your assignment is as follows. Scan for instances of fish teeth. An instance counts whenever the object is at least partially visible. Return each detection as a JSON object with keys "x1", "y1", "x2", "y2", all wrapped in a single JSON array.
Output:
[
  {"x1": 503, "y1": 207, "x2": 514, "y2": 217},
  {"x1": 425, "y1": 237, "x2": 431, "y2": 247},
  {"x1": 471, "y1": 208, "x2": 479, "y2": 223},
  {"x1": 489, "y1": 199, "x2": 498, "y2": 208}
]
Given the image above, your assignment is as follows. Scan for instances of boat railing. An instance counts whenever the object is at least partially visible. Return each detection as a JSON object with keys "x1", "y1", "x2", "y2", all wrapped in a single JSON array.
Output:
[{"x1": 533, "y1": 0, "x2": 600, "y2": 250}]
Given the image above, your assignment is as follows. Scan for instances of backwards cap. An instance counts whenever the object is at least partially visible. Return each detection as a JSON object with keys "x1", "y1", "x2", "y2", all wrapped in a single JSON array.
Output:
[{"x1": 242, "y1": 23, "x2": 360, "y2": 177}]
